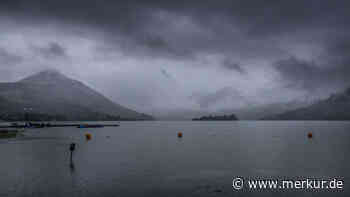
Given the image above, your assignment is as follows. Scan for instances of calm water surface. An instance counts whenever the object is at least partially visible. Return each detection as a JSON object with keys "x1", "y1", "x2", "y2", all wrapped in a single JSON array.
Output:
[{"x1": 0, "y1": 121, "x2": 349, "y2": 197}]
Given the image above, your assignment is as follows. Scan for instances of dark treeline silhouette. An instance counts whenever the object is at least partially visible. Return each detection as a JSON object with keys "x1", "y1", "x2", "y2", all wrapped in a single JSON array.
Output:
[{"x1": 192, "y1": 114, "x2": 238, "y2": 121}]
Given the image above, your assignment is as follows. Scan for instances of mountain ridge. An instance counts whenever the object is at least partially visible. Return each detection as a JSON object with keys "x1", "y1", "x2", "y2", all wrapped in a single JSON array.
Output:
[
  {"x1": 262, "y1": 87, "x2": 350, "y2": 120},
  {"x1": 0, "y1": 70, "x2": 153, "y2": 121}
]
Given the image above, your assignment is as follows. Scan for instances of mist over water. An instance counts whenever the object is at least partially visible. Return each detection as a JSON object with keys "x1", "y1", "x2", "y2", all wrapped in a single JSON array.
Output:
[{"x1": 0, "y1": 121, "x2": 349, "y2": 197}]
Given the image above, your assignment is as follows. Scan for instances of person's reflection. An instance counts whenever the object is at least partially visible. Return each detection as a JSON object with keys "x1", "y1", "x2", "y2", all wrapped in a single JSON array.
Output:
[
  {"x1": 69, "y1": 150, "x2": 78, "y2": 195},
  {"x1": 69, "y1": 161, "x2": 75, "y2": 173}
]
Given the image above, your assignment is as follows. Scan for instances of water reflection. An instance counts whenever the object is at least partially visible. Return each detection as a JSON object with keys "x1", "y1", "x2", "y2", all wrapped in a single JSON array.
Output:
[{"x1": 69, "y1": 161, "x2": 75, "y2": 173}]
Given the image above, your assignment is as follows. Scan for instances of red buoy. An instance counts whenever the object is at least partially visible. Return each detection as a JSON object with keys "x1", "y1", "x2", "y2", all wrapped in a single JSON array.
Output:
[
  {"x1": 85, "y1": 133, "x2": 92, "y2": 140},
  {"x1": 178, "y1": 132, "x2": 183, "y2": 138},
  {"x1": 307, "y1": 132, "x2": 313, "y2": 139}
]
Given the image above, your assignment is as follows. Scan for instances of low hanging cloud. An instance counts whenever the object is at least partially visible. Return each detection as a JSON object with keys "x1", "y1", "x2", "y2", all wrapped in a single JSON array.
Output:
[
  {"x1": 221, "y1": 58, "x2": 245, "y2": 74},
  {"x1": 0, "y1": 48, "x2": 23, "y2": 65},
  {"x1": 32, "y1": 42, "x2": 67, "y2": 58},
  {"x1": 274, "y1": 57, "x2": 322, "y2": 90},
  {"x1": 274, "y1": 56, "x2": 350, "y2": 94},
  {"x1": 191, "y1": 87, "x2": 246, "y2": 109}
]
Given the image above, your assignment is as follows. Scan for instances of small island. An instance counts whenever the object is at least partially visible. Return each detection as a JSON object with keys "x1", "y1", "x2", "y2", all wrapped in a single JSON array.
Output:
[{"x1": 192, "y1": 114, "x2": 238, "y2": 121}]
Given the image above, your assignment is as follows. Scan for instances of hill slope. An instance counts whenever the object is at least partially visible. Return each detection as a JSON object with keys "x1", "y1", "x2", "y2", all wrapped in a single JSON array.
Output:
[
  {"x1": 0, "y1": 70, "x2": 153, "y2": 121},
  {"x1": 263, "y1": 88, "x2": 350, "y2": 120}
]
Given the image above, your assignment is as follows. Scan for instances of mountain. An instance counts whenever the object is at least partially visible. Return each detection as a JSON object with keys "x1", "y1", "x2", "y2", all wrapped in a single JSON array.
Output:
[
  {"x1": 0, "y1": 70, "x2": 153, "y2": 121},
  {"x1": 220, "y1": 100, "x2": 314, "y2": 120},
  {"x1": 263, "y1": 88, "x2": 350, "y2": 120}
]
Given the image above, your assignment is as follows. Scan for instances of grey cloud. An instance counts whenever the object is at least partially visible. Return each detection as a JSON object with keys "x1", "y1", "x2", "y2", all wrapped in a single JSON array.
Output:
[
  {"x1": 0, "y1": 48, "x2": 23, "y2": 65},
  {"x1": 325, "y1": 36, "x2": 350, "y2": 65},
  {"x1": 160, "y1": 68, "x2": 173, "y2": 79},
  {"x1": 32, "y1": 42, "x2": 66, "y2": 58},
  {"x1": 274, "y1": 56, "x2": 350, "y2": 93},
  {"x1": 192, "y1": 87, "x2": 244, "y2": 109},
  {"x1": 1, "y1": 0, "x2": 350, "y2": 113},
  {"x1": 274, "y1": 57, "x2": 321, "y2": 90},
  {"x1": 222, "y1": 58, "x2": 245, "y2": 74},
  {"x1": 2, "y1": 1, "x2": 350, "y2": 60},
  {"x1": 130, "y1": 32, "x2": 195, "y2": 59},
  {"x1": 0, "y1": 48, "x2": 23, "y2": 81}
]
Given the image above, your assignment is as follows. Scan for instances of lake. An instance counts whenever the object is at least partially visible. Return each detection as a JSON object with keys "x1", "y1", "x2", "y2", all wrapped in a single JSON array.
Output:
[{"x1": 0, "y1": 121, "x2": 349, "y2": 197}]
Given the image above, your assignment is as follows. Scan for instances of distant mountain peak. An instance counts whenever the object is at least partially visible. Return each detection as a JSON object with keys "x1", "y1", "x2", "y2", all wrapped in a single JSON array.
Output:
[
  {"x1": 20, "y1": 69, "x2": 70, "y2": 84},
  {"x1": 0, "y1": 70, "x2": 153, "y2": 120},
  {"x1": 38, "y1": 68, "x2": 62, "y2": 75}
]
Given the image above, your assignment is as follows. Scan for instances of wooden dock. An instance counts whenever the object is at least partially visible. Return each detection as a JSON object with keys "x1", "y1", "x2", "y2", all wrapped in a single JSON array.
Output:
[{"x1": 0, "y1": 123, "x2": 120, "y2": 129}]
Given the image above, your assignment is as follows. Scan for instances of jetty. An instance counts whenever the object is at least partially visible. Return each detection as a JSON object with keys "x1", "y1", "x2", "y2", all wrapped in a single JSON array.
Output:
[
  {"x1": 0, "y1": 129, "x2": 19, "y2": 138},
  {"x1": 0, "y1": 123, "x2": 120, "y2": 129}
]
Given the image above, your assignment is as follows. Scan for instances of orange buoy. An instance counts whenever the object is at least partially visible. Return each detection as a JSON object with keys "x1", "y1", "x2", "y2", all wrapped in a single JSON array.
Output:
[
  {"x1": 178, "y1": 132, "x2": 183, "y2": 138},
  {"x1": 307, "y1": 132, "x2": 313, "y2": 139},
  {"x1": 85, "y1": 133, "x2": 92, "y2": 140}
]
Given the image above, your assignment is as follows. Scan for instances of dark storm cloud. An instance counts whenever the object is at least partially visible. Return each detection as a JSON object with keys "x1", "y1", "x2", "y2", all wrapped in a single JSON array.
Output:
[
  {"x1": 326, "y1": 36, "x2": 350, "y2": 65},
  {"x1": 274, "y1": 57, "x2": 322, "y2": 90},
  {"x1": 32, "y1": 42, "x2": 67, "y2": 58},
  {"x1": 274, "y1": 57, "x2": 350, "y2": 92},
  {"x1": 2, "y1": 0, "x2": 350, "y2": 59},
  {"x1": 0, "y1": 48, "x2": 22, "y2": 65},
  {"x1": 1, "y1": 0, "x2": 350, "y2": 112}
]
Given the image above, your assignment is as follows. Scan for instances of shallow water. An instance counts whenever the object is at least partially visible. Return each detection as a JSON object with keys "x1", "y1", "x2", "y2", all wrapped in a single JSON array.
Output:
[{"x1": 0, "y1": 121, "x2": 349, "y2": 197}]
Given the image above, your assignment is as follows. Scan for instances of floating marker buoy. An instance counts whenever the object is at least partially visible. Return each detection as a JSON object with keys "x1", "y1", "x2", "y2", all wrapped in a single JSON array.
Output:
[
  {"x1": 307, "y1": 132, "x2": 313, "y2": 139},
  {"x1": 178, "y1": 132, "x2": 183, "y2": 138},
  {"x1": 85, "y1": 133, "x2": 92, "y2": 140}
]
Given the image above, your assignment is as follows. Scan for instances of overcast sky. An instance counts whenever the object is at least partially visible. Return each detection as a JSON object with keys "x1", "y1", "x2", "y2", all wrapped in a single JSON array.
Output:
[{"x1": 1, "y1": 0, "x2": 350, "y2": 114}]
